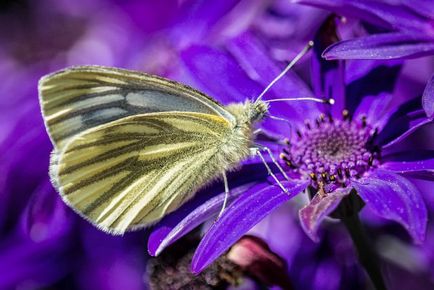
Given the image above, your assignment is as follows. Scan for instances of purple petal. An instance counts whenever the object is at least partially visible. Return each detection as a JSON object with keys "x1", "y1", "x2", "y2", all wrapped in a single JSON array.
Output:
[
  {"x1": 227, "y1": 32, "x2": 318, "y2": 126},
  {"x1": 295, "y1": 0, "x2": 432, "y2": 32},
  {"x1": 353, "y1": 170, "x2": 427, "y2": 243},
  {"x1": 382, "y1": 150, "x2": 434, "y2": 178},
  {"x1": 180, "y1": 44, "x2": 263, "y2": 104},
  {"x1": 299, "y1": 189, "x2": 350, "y2": 242},
  {"x1": 0, "y1": 240, "x2": 70, "y2": 289},
  {"x1": 148, "y1": 163, "x2": 269, "y2": 256},
  {"x1": 191, "y1": 180, "x2": 308, "y2": 273},
  {"x1": 311, "y1": 17, "x2": 345, "y2": 118},
  {"x1": 323, "y1": 32, "x2": 434, "y2": 60},
  {"x1": 169, "y1": 0, "x2": 244, "y2": 47},
  {"x1": 354, "y1": 93, "x2": 394, "y2": 130},
  {"x1": 376, "y1": 97, "x2": 432, "y2": 149},
  {"x1": 19, "y1": 181, "x2": 74, "y2": 242},
  {"x1": 402, "y1": 0, "x2": 434, "y2": 21},
  {"x1": 346, "y1": 61, "x2": 401, "y2": 117},
  {"x1": 148, "y1": 182, "x2": 253, "y2": 256},
  {"x1": 422, "y1": 74, "x2": 434, "y2": 119},
  {"x1": 381, "y1": 111, "x2": 431, "y2": 150}
]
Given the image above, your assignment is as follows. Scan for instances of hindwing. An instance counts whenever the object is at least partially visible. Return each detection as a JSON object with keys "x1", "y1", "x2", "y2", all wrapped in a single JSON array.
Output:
[{"x1": 53, "y1": 112, "x2": 232, "y2": 234}]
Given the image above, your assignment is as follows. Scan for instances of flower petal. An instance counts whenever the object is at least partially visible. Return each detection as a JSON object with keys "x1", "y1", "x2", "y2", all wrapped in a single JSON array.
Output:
[
  {"x1": 402, "y1": 0, "x2": 434, "y2": 20},
  {"x1": 311, "y1": 16, "x2": 345, "y2": 118},
  {"x1": 353, "y1": 170, "x2": 427, "y2": 243},
  {"x1": 191, "y1": 180, "x2": 308, "y2": 273},
  {"x1": 323, "y1": 32, "x2": 434, "y2": 60},
  {"x1": 169, "y1": 0, "x2": 246, "y2": 47},
  {"x1": 180, "y1": 44, "x2": 263, "y2": 104},
  {"x1": 422, "y1": 74, "x2": 434, "y2": 119},
  {"x1": 299, "y1": 189, "x2": 350, "y2": 242},
  {"x1": 295, "y1": 0, "x2": 432, "y2": 32},
  {"x1": 382, "y1": 150, "x2": 434, "y2": 180},
  {"x1": 147, "y1": 163, "x2": 268, "y2": 256},
  {"x1": 376, "y1": 97, "x2": 432, "y2": 149},
  {"x1": 19, "y1": 181, "x2": 73, "y2": 242},
  {"x1": 380, "y1": 111, "x2": 431, "y2": 150},
  {"x1": 148, "y1": 182, "x2": 252, "y2": 256},
  {"x1": 227, "y1": 32, "x2": 317, "y2": 127},
  {"x1": 346, "y1": 61, "x2": 401, "y2": 118}
]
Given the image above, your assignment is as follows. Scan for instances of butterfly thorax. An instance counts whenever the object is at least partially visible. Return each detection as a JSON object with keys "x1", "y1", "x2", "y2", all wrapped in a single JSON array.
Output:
[{"x1": 218, "y1": 100, "x2": 268, "y2": 170}]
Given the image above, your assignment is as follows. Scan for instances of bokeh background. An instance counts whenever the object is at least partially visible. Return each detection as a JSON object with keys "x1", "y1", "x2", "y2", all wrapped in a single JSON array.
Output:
[{"x1": 0, "y1": 0, "x2": 433, "y2": 289}]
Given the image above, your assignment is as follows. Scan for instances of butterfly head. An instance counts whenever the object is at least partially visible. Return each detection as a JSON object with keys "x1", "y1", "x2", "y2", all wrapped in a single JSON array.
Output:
[{"x1": 249, "y1": 99, "x2": 269, "y2": 123}]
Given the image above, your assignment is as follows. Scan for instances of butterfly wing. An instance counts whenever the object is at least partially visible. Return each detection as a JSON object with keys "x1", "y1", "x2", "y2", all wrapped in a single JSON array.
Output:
[
  {"x1": 55, "y1": 111, "x2": 233, "y2": 234},
  {"x1": 39, "y1": 65, "x2": 235, "y2": 150}
]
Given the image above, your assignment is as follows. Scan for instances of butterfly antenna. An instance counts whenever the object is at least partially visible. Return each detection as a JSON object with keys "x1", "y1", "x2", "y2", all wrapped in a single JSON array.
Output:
[
  {"x1": 255, "y1": 41, "x2": 314, "y2": 102},
  {"x1": 266, "y1": 97, "x2": 335, "y2": 105}
]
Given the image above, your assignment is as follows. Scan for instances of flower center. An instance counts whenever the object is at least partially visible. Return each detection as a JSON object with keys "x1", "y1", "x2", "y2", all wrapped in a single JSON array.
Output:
[{"x1": 280, "y1": 110, "x2": 379, "y2": 188}]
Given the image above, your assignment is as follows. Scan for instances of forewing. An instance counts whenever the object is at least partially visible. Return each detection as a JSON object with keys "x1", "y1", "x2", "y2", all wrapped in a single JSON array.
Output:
[
  {"x1": 39, "y1": 65, "x2": 235, "y2": 150},
  {"x1": 54, "y1": 112, "x2": 231, "y2": 234}
]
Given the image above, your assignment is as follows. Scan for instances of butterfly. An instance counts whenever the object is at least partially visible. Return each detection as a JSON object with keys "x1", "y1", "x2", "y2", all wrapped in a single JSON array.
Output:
[{"x1": 38, "y1": 43, "x2": 326, "y2": 235}]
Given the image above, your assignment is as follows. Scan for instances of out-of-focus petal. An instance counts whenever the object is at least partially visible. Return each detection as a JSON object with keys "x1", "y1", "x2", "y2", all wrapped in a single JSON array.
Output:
[
  {"x1": 191, "y1": 180, "x2": 308, "y2": 273},
  {"x1": 19, "y1": 181, "x2": 74, "y2": 242},
  {"x1": 299, "y1": 189, "x2": 350, "y2": 242},
  {"x1": 294, "y1": 0, "x2": 433, "y2": 32},
  {"x1": 227, "y1": 235, "x2": 293, "y2": 289},
  {"x1": 353, "y1": 170, "x2": 427, "y2": 243},
  {"x1": 79, "y1": 226, "x2": 146, "y2": 290},
  {"x1": 169, "y1": 0, "x2": 245, "y2": 47},
  {"x1": 376, "y1": 97, "x2": 432, "y2": 149},
  {"x1": 227, "y1": 32, "x2": 317, "y2": 126},
  {"x1": 148, "y1": 163, "x2": 268, "y2": 256},
  {"x1": 323, "y1": 32, "x2": 434, "y2": 60},
  {"x1": 402, "y1": 0, "x2": 434, "y2": 21},
  {"x1": 180, "y1": 44, "x2": 263, "y2": 104},
  {"x1": 0, "y1": 240, "x2": 70, "y2": 289},
  {"x1": 422, "y1": 74, "x2": 434, "y2": 119},
  {"x1": 346, "y1": 61, "x2": 401, "y2": 118},
  {"x1": 380, "y1": 111, "x2": 431, "y2": 150},
  {"x1": 381, "y1": 150, "x2": 434, "y2": 179},
  {"x1": 311, "y1": 17, "x2": 345, "y2": 118}
]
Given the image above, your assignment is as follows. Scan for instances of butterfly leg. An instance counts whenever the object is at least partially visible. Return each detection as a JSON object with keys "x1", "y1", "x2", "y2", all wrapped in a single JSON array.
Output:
[
  {"x1": 251, "y1": 148, "x2": 288, "y2": 193},
  {"x1": 261, "y1": 146, "x2": 290, "y2": 181},
  {"x1": 217, "y1": 171, "x2": 230, "y2": 219}
]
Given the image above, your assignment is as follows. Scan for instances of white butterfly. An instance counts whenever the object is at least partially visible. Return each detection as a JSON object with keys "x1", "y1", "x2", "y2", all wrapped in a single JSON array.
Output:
[{"x1": 39, "y1": 42, "x2": 328, "y2": 234}]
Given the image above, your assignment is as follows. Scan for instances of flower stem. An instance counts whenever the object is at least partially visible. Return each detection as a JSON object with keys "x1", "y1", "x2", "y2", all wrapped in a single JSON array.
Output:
[{"x1": 342, "y1": 213, "x2": 387, "y2": 290}]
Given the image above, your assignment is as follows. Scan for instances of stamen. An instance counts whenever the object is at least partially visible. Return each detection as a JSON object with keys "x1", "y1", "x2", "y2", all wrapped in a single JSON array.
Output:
[
  {"x1": 296, "y1": 130, "x2": 302, "y2": 138},
  {"x1": 342, "y1": 109, "x2": 350, "y2": 120},
  {"x1": 361, "y1": 115, "x2": 367, "y2": 127},
  {"x1": 280, "y1": 109, "x2": 379, "y2": 189}
]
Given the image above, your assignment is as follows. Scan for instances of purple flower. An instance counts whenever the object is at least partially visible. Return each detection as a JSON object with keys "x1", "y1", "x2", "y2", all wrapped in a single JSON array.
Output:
[
  {"x1": 149, "y1": 21, "x2": 433, "y2": 274},
  {"x1": 294, "y1": 0, "x2": 434, "y2": 60}
]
